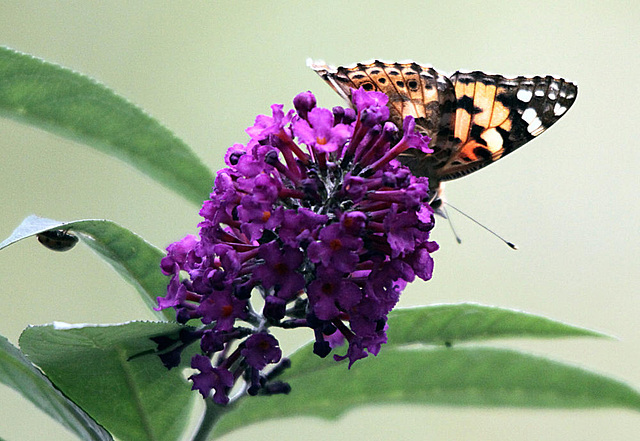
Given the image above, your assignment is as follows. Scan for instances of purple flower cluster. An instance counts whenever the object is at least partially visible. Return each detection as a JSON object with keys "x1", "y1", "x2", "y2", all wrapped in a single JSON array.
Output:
[{"x1": 156, "y1": 88, "x2": 438, "y2": 404}]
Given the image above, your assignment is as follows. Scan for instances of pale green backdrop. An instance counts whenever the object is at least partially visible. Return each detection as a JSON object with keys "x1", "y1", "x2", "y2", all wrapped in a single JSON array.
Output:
[{"x1": 0, "y1": 1, "x2": 638, "y2": 440}]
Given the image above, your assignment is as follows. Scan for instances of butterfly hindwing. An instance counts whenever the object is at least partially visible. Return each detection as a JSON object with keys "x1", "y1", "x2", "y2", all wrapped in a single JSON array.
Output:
[
  {"x1": 310, "y1": 60, "x2": 577, "y2": 188},
  {"x1": 310, "y1": 61, "x2": 457, "y2": 159}
]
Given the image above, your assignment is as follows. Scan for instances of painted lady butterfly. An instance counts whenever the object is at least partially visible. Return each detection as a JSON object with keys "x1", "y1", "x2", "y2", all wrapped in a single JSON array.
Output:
[{"x1": 310, "y1": 60, "x2": 577, "y2": 199}]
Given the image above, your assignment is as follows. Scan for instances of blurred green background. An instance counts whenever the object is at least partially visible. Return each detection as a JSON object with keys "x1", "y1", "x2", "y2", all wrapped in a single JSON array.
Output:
[{"x1": 0, "y1": 1, "x2": 638, "y2": 440}]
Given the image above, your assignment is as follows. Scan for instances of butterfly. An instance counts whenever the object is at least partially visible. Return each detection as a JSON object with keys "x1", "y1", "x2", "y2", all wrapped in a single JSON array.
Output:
[{"x1": 310, "y1": 60, "x2": 578, "y2": 201}]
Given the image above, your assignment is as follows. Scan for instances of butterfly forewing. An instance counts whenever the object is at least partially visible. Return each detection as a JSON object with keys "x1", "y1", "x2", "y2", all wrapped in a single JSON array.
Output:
[
  {"x1": 311, "y1": 60, "x2": 577, "y2": 189},
  {"x1": 437, "y1": 72, "x2": 578, "y2": 181}
]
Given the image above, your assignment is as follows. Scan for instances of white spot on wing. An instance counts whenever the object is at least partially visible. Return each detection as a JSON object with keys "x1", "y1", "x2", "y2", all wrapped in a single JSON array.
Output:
[
  {"x1": 548, "y1": 83, "x2": 560, "y2": 100},
  {"x1": 521, "y1": 107, "x2": 538, "y2": 124},
  {"x1": 480, "y1": 128, "x2": 504, "y2": 151},
  {"x1": 554, "y1": 103, "x2": 568, "y2": 116},
  {"x1": 516, "y1": 89, "x2": 533, "y2": 102},
  {"x1": 528, "y1": 117, "x2": 545, "y2": 136}
]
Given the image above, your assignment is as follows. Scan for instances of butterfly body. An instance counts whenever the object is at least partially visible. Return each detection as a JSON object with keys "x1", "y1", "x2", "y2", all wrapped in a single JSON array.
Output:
[{"x1": 310, "y1": 60, "x2": 577, "y2": 193}]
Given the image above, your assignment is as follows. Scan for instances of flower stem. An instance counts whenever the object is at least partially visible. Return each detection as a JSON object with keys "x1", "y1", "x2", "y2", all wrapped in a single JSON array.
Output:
[{"x1": 190, "y1": 399, "x2": 229, "y2": 441}]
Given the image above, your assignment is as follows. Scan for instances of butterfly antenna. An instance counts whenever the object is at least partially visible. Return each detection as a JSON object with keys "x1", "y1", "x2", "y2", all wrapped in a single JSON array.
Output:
[
  {"x1": 444, "y1": 202, "x2": 518, "y2": 250},
  {"x1": 440, "y1": 204, "x2": 462, "y2": 244}
]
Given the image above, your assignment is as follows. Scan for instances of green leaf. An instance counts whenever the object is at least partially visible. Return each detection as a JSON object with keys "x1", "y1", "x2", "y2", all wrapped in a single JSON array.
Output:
[
  {"x1": 386, "y1": 303, "x2": 609, "y2": 346},
  {"x1": 0, "y1": 334, "x2": 113, "y2": 441},
  {"x1": 214, "y1": 346, "x2": 640, "y2": 437},
  {"x1": 20, "y1": 321, "x2": 197, "y2": 441},
  {"x1": 277, "y1": 304, "x2": 609, "y2": 390},
  {"x1": 0, "y1": 215, "x2": 173, "y2": 321},
  {"x1": 0, "y1": 46, "x2": 214, "y2": 205}
]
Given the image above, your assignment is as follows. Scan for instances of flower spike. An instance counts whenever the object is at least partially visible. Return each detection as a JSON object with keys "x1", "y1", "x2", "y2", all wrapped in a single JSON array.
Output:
[{"x1": 156, "y1": 88, "x2": 438, "y2": 404}]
